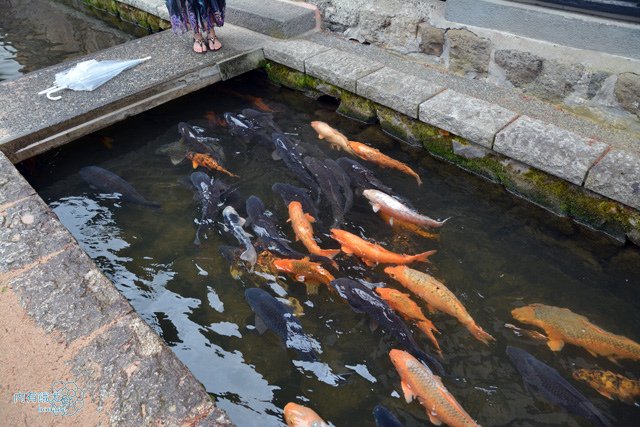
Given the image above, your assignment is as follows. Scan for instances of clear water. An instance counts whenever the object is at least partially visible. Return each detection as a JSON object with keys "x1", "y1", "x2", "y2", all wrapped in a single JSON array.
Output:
[
  {"x1": 0, "y1": 0, "x2": 137, "y2": 81},
  {"x1": 19, "y1": 71, "x2": 640, "y2": 426}
]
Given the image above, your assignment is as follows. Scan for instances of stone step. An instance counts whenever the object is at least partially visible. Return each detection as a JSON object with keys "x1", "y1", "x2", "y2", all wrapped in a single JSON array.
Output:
[{"x1": 226, "y1": 0, "x2": 318, "y2": 38}]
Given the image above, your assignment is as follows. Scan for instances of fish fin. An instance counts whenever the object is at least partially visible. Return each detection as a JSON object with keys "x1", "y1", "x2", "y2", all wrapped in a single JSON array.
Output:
[
  {"x1": 607, "y1": 356, "x2": 622, "y2": 367},
  {"x1": 295, "y1": 274, "x2": 306, "y2": 282},
  {"x1": 369, "y1": 319, "x2": 379, "y2": 332},
  {"x1": 371, "y1": 203, "x2": 381, "y2": 213},
  {"x1": 271, "y1": 150, "x2": 282, "y2": 161},
  {"x1": 400, "y1": 381, "x2": 415, "y2": 403},
  {"x1": 237, "y1": 216, "x2": 246, "y2": 227},
  {"x1": 414, "y1": 249, "x2": 437, "y2": 263},
  {"x1": 305, "y1": 283, "x2": 320, "y2": 295},
  {"x1": 254, "y1": 315, "x2": 268, "y2": 334},
  {"x1": 547, "y1": 339, "x2": 565, "y2": 352},
  {"x1": 341, "y1": 246, "x2": 353, "y2": 255},
  {"x1": 389, "y1": 217, "x2": 394, "y2": 226},
  {"x1": 363, "y1": 258, "x2": 377, "y2": 267},
  {"x1": 191, "y1": 161, "x2": 198, "y2": 169},
  {"x1": 319, "y1": 249, "x2": 340, "y2": 259},
  {"x1": 425, "y1": 304, "x2": 438, "y2": 314},
  {"x1": 229, "y1": 266, "x2": 242, "y2": 280},
  {"x1": 470, "y1": 324, "x2": 496, "y2": 345},
  {"x1": 427, "y1": 413, "x2": 442, "y2": 426},
  {"x1": 304, "y1": 213, "x2": 316, "y2": 223}
]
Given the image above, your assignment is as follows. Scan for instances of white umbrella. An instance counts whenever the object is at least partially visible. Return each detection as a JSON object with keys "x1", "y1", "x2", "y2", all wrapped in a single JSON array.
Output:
[{"x1": 38, "y1": 56, "x2": 151, "y2": 101}]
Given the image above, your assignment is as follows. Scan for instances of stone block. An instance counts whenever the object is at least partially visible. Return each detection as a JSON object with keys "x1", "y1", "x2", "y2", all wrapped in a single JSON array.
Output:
[
  {"x1": 305, "y1": 49, "x2": 383, "y2": 93},
  {"x1": 218, "y1": 48, "x2": 264, "y2": 81},
  {"x1": 418, "y1": 22, "x2": 445, "y2": 56},
  {"x1": 0, "y1": 195, "x2": 75, "y2": 274},
  {"x1": 527, "y1": 59, "x2": 585, "y2": 102},
  {"x1": 494, "y1": 116, "x2": 609, "y2": 185},
  {"x1": 494, "y1": 49, "x2": 543, "y2": 87},
  {"x1": 357, "y1": 67, "x2": 443, "y2": 118},
  {"x1": 447, "y1": 29, "x2": 491, "y2": 77},
  {"x1": 614, "y1": 72, "x2": 640, "y2": 118},
  {"x1": 419, "y1": 90, "x2": 518, "y2": 148},
  {"x1": 7, "y1": 245, "x2": 132, "y2": 342},
  {"x1": 0, "y1": 152, "x2": 35, "y2": 206},
  {"x1": 585, "y1": 149, "x2": 640, "y2": 210},
  {"x1": 225, "y1": 0, "x2": 317, "y2": 38},
  {"x1": 263, "y1": 40, "x2": 330, "y2": 73}
]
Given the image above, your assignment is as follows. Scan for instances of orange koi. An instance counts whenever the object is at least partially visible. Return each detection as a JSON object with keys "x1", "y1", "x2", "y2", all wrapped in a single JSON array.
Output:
[
  {"x1": 186, "y1": 152, "x2": 238, "y2": 178},
  {"x1": 375, "y1": 287, "x2": 442, "y2": 354},
  {"x1": 273, "y1": 257, "x2": 335, "y2": 294},
  {"x1": 385, "y1": 266, "x2": 495, "y2": 345},
  {"x1": 310, "y1": 121, "x2": 354, "y2": 154},
  {"x1": 100, "y1": 136, "x2": 114, "y2": 149},
  {"x1": 330, "y1": 229, "x2": 436, "y2": 266},
  {"x1": 379, "y1": 212, "x2": 439, "y2": 240},
  {"x1": 284, "y1": 402, "x2": 328, "y2": 427},
  {"x1": 573, "y1": 369, "x2": 640, "y2": 405},
  {"x1": 389, "y1": 349, "x2": 481, "y2": 427},
  {"x1": 512, "y1": 304, "x2": 640, "y2": 362},
  {"x1": 205, "y1": 111, "x2": 227, "y2": 127},
  {"x1": 288, "y1": 201, "x2": 340, "y2": 261},
  {"x1": 250, "y1": 96, "x2": 276, "y2": 112},
  {"x1": 348, "y1": 140, "x2": 422, "y2": 185}
]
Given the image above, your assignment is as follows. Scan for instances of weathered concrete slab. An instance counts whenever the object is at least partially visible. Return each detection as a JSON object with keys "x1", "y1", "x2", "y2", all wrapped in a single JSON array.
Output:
[
  {"x1": 305, "y1": 49, "x2": 383, "y2": 93},
  {"x1": 0, "y1": 195, "x2": 75, "y2": 274},
  {"x1": 585, "y1": 149, "x2": 640, "y2": 210},
  {"x1": 218, "y1": 48, "x2": 265, "y2": 80},
  {"x1": 419, "y1": 90, "x2": 518, "y2": 147},
  {"x1": 356, "y1": 67, "x2": 443, "y2": 118},
  {"x1": 264, "y1": 39, "x2": 330, "y2": 72},
  {"x1": 225, "y1": 0, "x2": 317, "y2": 38},
  {"x1": 494, "y1": 116, "x2": 609, "y2": 185},
  {"x1": 0, "y1": 151, "x2": 35, "y2": 205},
  {"x1": 0, "y1": 24, "x2": 272, "y2": 163}
]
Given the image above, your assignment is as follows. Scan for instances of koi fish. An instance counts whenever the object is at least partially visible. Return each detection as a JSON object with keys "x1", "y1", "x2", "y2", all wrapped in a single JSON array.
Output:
[
  {"x1": 288, "y1": 201, "x2": 340, "y2": 261},
  {"x1": 511, "y1": 303, "x2": 640, "y2": 362},
  {"x1": 79, "y1": 166, "x2": 160, "y2": 208},
  {"x1": 186, "y1": 152, "x2": 238, "y2": 178},
  {"x1": 372, "y1": 405, "x2": 404, "y2": 427},
  {"x1": 304, "y1": 156, "x2": 345, "y2": 228},
  {"x1": 385, "y1": 266, "x2": 495, "y2": 345},
  {"x1": 310, "y1": 121, "x2": 354, "y2": 153},
  {"x1": 389, "y1": 349, "x2": 480, "y2": 427},
  {"x1": 573, "y1": 369, "x2": 640, "y2": 405},
  {"x1": 272, "y1": 133, "x2": 321, "y2": 202},
  {"x1": 273, "y1": 257, "x2": 335, "y2": 294},
  {"x1": 348, "y1": 141, "x2": 422, "y2": 185},
  {"x1": 375, "y1": 287, "x2": 442, "y2": 355},
  {"x1": 506, "y1": 346, "x2": 612, "y2": 427},
  {"x1": 250, "y1": 96, "x2": 276, "y2": 112},
  {"x1": 204, "y1": 111, "x2": 228, "y2": 127},
  {"x1": 273, "y1": 182, "x2": 320, "y2": 221},
  {"x1": 504, "y1": 323, "x2": 548, "y2": 343},
  {"x1": 223, "y1": 206, "x2": 257, "y2": 267},
  {"x1": 379, "y1": 212, "x2": 439, "y2": 240},
  {"x1": 363, "y1": 189, "x2": 447, "y2": 228},
  {"x1": 283, "y1": 402, "x2": 328, "y2": 427},
  {"x1": 330, "y1": 229, "x2": 436, "y2": 266}
]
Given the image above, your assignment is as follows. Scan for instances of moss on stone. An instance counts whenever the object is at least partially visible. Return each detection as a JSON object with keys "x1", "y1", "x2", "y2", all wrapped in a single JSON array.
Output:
[
  {"x1": 264, "y1": 62, "x2": 318, "y2": 91},
  {"x1": 337, "y1": 91, "x2": 378, "y2": 123}
]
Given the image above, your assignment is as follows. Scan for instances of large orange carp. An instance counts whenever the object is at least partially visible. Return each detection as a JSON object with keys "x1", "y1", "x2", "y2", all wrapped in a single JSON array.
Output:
[
  {"x1": 348, "y1": 141, "x2": 422, "y2": 185},
  {"x1": 389, "y1": 349, "x2": 480, "y2": 427},
  {"x1": 273, "y1": 257, "x2": 335, "y2": 294},
  {"x1": 186, "y1": 152, "x2": 238, "y2": 177},
  {"x1": 573, "y1": 369, "x2": 640, "y2": 405},
  {"x1": 364, "y1": 189, "x2": 447, "y2": 228},
  {"x1": 287, "y1": 201, "x2": 340, "y2": 261},
  {"x1": 283, "y1": 402, "x2": 328, "y2": 427},
  {"x1": 330, "y1": 229, "x2": 436, "y2": 266},
  {"x1": 385, "y1": 266, "x2": 495, "y2": 345},
  {"x1": 378, "y1": 212, "x2": 439, "y2": 240},
  {"x1": 376, "y1": 287, "x2": 442, "y2": 354},
  {"x1": 310, "y1": 121, "x2": 354, "y2": 153},
  {"x1": 511, "y1": 303, "x2": 640, "y2": 362}
]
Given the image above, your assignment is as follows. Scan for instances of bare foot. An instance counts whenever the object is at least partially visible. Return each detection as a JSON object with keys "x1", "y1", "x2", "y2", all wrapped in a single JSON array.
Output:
[
  {"x1": 193, "y1": 34, "x2": 207, "y2": 54},
  {"x1": 207, "y1": 30, "x2": 222, "y2": 51}
]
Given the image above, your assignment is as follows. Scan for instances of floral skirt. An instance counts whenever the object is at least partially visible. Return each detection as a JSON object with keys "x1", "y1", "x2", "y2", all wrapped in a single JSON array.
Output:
[{"x1": 166, "y1": 0, "x2": 226, "y2": 34}]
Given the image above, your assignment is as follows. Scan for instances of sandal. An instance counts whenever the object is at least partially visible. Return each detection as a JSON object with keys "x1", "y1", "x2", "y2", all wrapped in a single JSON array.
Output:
[
  {"x1": 193, "y1": 37, "x2": 207, "y2": 54},
  {"x1": 206, "y1": 35, "x2": 222, "y2": 52}
]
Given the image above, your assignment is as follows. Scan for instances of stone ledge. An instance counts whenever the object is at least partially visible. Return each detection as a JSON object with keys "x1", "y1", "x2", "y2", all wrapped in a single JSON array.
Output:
[
  {"x1": 305, "y1": 49, "x2": 384, "y2": 93},
  {"x1": 493, "y1": 116, "x2": 609, "y2": 185},
  {"x1": 356, "y1": 67, "x2": 443, "y2": 118},
  {"x1": 225, "y1": 0, "x2": 318, "y2": 38},
  {"x1": 264, "y1": 39, "x2": 330, "y2": 73},
  {"x1": 0, "y1": 151, "x2": 35, "y2": 205},
  {"x1": 585, "y1": 149, "x2": 640, "y2": 211},
  {"x1": 419, "y1": 90, "x2": 518, "y2": 148}
]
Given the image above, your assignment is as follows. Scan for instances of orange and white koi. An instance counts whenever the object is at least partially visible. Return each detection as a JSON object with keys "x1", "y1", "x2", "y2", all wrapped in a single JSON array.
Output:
[
  {"x1": 389, "y1": 349, "x2": 480, "y2": 427},
  {"x1": 310, "y1": 121, "x2": 354, "y2": 154},
  {"x1": 186, "y1": 152, "x2": 238, "y2": 178},
  {"x1": 330, "y1": 229, "x2": 436, "y2": 266},
  {"x1": 375, "y1": 287, "x2": 442, "y2": 354},
  {"x1": 364, "y1": 189, "x2": 447, "y2": 228},
  {"x1": 385, "y1": 266, "x2": 495, "y2": 345},
  {"x1": 288, "y1": 201, "x2": 340, "y2": 260},
  {"x1": 283, "y1": 402, "x2": 328, "y2": 427}
]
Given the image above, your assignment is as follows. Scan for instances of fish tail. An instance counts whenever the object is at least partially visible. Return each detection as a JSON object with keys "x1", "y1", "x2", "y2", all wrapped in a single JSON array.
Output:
[
  {"x1": 469, "y1": 323, "x2": 495, "y2": 345},
  {"x1": 417, "y1": 321, "x2": 442, "y2": 353},
  {"x1": 240, "y1": 248, "x2": 257, "y2": 266},
  {"x1": 412, "y1": 249, "x2": 437, "y2": 263},
  {"x1": 318, "y1": 249, "x2": 340, "y2": 259}
]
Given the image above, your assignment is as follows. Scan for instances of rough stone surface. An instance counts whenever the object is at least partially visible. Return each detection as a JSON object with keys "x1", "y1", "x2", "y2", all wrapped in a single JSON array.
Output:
[
  {"x1": 452, "y1": 140, "x2": 492, "y2": 160},
  {"x1": 357, "y1": 67, "x2": 443, "y2": 118},
  {"x1": 587, "y1": 71, "x2": 611, "y2": 99},
  {"x1": 527, "y1": 59, "x2": 585, "y2": 102},
  {"x1": 418, "y1": 22, "x2": 445, "y2": 56},
  {"x1": 494, "y1": 116, "x2": 609, "y2": 185},
  {"x1": 419, "y1": 90, "x2": 518, "y2": 148},
  {"x1": 305, "y1": 49, "x2": 383, "y2": 92},
  {"x1": 7, "y1": 245, "x2": 132, "y2": 342},
  {"x1": 447, "y1": 29, "x2": 491, "y2": 78},
  {"x1": 0, "y1": 195, "x2": 75, "y2": 274},
  {"x1": 614, "y1": 73, "x2": 640, "y2": 118},
  {"x1": 263, "y1": 39, "x2": 331, "y2": 72},
  {"x1": 218, "y1": 48, "x2": 265, "y2": 80},
  {"x1": 225, "y1": 0, "x2": 317, "y2": 38},
  {"x1": 585, "y1": 149, "x2": 640, "y2": 210},
  {"x1": 0, "y1": 151, "x2": 35, "y2": 205},
  {"x1": 494, "y1": 49, "x2": 543, "y2": 88}
]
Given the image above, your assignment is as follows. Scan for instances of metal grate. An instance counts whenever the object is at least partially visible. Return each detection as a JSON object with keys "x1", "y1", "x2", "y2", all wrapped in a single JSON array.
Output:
[{"x1": 509, "y1": 0, "x2": 640, "y2": 22}]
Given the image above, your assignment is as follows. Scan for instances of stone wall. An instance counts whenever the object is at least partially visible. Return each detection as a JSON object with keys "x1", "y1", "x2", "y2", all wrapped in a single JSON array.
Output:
[{"x1": 301, "y1": 0, "x2": 640, "y2": 134}]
